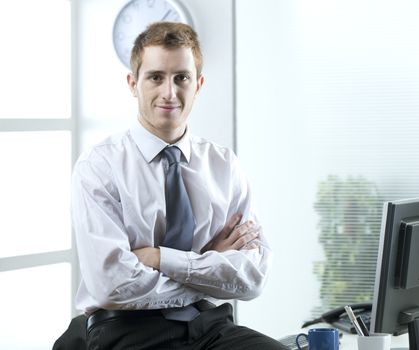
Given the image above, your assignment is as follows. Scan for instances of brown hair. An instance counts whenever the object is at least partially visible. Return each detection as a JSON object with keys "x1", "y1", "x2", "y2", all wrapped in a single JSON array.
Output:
[{"x1": 130, "y1": 21, "x2": 203, "y2": 80}]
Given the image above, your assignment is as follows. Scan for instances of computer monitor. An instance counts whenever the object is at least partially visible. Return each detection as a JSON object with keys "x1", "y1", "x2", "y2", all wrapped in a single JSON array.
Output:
[{"x1": 370, "y1": 198, "x2": 419, "y2": 350}]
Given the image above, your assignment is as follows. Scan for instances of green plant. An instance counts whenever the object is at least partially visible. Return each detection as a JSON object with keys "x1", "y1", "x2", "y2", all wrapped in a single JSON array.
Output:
[{"x1": 312, "y1": 175, "x2": 383, "y2": 316}]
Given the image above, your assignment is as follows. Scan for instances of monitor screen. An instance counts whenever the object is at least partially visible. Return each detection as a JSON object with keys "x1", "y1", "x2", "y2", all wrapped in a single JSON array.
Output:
[{"x1": 371, "y1": 198, "x2": 419, "y2": 349}]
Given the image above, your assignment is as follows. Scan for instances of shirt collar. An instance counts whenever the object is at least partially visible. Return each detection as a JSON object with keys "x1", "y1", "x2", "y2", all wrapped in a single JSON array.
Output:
[{"x1": 129, "y1": 120, "x2": 191, "y2": 163}]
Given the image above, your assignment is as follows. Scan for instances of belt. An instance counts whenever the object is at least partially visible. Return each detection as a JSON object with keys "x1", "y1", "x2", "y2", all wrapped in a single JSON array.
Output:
[{"x1": 86, "y1": 300, "x2": 216, "y2": 334}]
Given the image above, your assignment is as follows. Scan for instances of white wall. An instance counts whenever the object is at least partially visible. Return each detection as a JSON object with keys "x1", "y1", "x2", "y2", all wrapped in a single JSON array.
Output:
[
  {"x1": 235, "y1": 0, "x2": 319, "y2": 338},
  {"x1": 76, "y1": 0, "x2": 234, "y2": 152}
]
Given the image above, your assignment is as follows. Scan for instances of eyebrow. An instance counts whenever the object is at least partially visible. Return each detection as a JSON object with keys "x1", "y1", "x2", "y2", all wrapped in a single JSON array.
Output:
[{"x1": 144, "y1": 70, "x2": 193, "y2": 75}]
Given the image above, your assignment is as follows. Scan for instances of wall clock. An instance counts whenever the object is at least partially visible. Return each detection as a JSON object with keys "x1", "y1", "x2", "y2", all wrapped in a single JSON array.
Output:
[{"x1": 113, "y1": 0, "x2": 193, "y2": 68}]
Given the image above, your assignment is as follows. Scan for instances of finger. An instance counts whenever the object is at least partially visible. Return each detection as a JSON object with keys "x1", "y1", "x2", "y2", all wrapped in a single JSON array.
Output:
[
  {"x1": 220, "y1": 213, "x2": 243, "y2": 238},
  {"x1": 234, "y1": 232, "x2": 259, "y2": 250},
  {"x1": 200, "y1": 240, "x2": 212, "y2": 253},
  {"x1": 202, "y1": 214, "x2": 244, "y2": 253},
  {"x1": 230, "y1": 231, "x2": 259, "y2": 250},
  {"x1": 228, "y1": 220, "x2": 258, "y2": 242},
  {"x1": 241, "y1": 222, "x2": 260, "y2": 235},
  {"x1": 243, "y1": 242, "x2": 259, "y2": 250}
]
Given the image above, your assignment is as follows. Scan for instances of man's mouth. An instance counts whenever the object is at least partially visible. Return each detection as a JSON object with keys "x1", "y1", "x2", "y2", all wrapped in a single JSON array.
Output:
[{"x1": 156, "y1": 105, "x2": 181, "y2": 111}]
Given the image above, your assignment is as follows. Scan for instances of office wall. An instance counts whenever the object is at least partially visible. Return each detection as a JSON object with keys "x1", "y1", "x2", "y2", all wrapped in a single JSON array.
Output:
[
  {"x1": 235, "y1": 0, "x2": 318, "y2": 337},
  {"x1": 77, "y1": 0, "x2": 234, "y2": 152}
]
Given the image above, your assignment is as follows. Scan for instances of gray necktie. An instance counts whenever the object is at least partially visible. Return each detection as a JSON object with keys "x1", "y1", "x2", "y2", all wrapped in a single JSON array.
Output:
[
  {"x1": 160, "y1": 146, "x2": 199, "y2": 321},
  {"x1": 161, "y1": 146, "x2": 195, "y2": 250}
]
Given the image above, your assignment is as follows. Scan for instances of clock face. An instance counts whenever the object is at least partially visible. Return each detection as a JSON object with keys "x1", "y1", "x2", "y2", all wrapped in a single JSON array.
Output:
[{"x1": 113, "y1": 0, "x2": 192, "y2": 68}]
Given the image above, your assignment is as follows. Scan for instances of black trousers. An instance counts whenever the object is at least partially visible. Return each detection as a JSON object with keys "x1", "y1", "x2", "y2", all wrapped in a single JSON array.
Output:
[
  {"x1": 87, "y1": 303, "x2": 283, "y2": 350},
  {"x1": 53, "y1": 314, "x2": 87, "y2": 350}
]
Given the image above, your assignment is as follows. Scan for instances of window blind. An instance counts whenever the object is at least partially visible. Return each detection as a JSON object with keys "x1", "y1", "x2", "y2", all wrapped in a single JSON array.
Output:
[{"x1": 295, "y1": 0, "x2": 419, "y2": 316}]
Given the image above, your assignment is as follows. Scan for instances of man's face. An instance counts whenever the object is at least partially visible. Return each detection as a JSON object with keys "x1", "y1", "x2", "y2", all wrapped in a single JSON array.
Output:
[{"x1": 128, "y1": 45, "x2": 204, "y2": 141}]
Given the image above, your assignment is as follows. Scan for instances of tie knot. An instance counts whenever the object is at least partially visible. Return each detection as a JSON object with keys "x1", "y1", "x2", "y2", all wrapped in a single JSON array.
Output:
[{"x1": 163, "y1": 146, "x2": 181, "y2": 165}]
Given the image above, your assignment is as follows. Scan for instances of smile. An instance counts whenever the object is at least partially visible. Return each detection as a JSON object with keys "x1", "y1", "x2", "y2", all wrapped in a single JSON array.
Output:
[{"x1": 156, "y1": 105, "x2": 181, "y2": 111}]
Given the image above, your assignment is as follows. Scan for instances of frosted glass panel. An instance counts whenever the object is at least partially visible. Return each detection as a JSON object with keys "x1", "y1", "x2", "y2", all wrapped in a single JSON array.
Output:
[
  {"x1": 236, "y1": 0, "x2": 419, "y2": 338},
  {"x1": 0, "y1": 132, "x2": 71, "y2": 257},
  {"x1": 0, "y1": 264, "x2": 71, "y2": 350},
  {"x1": 0, "y1": 0, "x2": 71, "y2": 118}
]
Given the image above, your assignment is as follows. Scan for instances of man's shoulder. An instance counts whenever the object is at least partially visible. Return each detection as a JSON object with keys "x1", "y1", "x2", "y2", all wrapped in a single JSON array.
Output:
[
  {"x1": 190, "y1": 135, "x2": 236, "y2": 162},
  {"x1": 77, "y1": 130, "x2": 131, "y2": 162}
]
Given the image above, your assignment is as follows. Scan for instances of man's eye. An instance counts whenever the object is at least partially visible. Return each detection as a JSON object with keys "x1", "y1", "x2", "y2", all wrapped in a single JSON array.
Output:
[
  {"x1": 175, "y1": 74, "x2": 189, "y2": 82},
  {"x1": 150, "y1": 75, "x2": 162, "y2": 82}
]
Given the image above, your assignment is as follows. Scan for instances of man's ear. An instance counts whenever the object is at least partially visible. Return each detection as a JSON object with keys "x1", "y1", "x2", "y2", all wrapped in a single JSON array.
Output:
[
  {"x1": 127, "y1": 73, "x2": 137, "y2": 97},
  {"x1": 195, "y1": 74, "x2": 205, "y2": 96}
]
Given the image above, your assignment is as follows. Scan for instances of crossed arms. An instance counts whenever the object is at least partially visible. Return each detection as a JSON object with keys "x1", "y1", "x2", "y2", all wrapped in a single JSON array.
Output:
[
  {"x1": 134, "y1": 213, "x2": 259, "y2": 269},
  {"x1": 72, "y1": 154, "x2": 272, "y2": 311}
]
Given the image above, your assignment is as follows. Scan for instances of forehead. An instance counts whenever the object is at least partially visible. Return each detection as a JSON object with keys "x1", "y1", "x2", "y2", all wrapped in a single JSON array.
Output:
[{"x1": 139, "y1": 45, "x2": 196, "y2": 74}]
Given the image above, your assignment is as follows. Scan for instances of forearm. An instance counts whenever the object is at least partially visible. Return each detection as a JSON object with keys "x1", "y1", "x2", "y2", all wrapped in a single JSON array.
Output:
[
  {"x1": 79, "y1": 245, "x2": 199, "y2": 309},
  {"x1": 159, "y1": 245, "x2": 272, "y2": 300},
  {"x1": 132, "y1": 247, "x2": 161, "y2": 270}
]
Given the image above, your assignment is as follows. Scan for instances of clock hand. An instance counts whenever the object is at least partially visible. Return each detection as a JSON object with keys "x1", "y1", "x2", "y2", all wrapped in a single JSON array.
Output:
[{"x1": 161, "y1": 9, "x2": 172, "y2": 21}]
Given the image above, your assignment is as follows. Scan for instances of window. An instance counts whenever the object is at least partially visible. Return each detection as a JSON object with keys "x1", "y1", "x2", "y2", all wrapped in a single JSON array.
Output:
[
  {"x1": 0, "y1": 1, "x2": 75, "y2": 348},
  {"x1": 236, "y1": 0, "x2": 419, "y2": 337},
  {"x1": 295, "y1": 0, "x2": 419, "y2": 317}
]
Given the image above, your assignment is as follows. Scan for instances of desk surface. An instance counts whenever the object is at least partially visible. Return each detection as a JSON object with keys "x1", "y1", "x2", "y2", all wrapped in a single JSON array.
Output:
[{"x1": 293, "y1": 323, "x2": 410, "y2": 349}]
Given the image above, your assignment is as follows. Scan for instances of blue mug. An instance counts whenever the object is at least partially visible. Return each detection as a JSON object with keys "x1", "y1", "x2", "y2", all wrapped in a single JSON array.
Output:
[{"x1": 296, "y1": 328, "x2": 339, "y2": 350}]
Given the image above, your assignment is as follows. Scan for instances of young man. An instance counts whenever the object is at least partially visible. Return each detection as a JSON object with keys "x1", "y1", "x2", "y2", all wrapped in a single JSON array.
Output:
[{"x1": 71, "y1": 22, "x2": 281, "y2": 349}]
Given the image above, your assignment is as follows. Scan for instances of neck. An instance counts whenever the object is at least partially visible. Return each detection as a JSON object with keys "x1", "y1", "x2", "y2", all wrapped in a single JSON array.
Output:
[{"x1": 138, "y1": 117, "x2": 186, "y2": 144}]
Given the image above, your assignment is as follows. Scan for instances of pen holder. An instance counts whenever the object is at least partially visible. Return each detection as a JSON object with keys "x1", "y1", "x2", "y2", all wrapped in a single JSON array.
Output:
[{"x1": 357, "y1": 333, "x2": 391, "y2": 350}]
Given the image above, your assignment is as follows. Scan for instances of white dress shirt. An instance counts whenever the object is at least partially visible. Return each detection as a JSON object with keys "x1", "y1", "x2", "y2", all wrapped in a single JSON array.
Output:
[{"x1": 72, "y1": 121, "x2": 272, "y2": 314}]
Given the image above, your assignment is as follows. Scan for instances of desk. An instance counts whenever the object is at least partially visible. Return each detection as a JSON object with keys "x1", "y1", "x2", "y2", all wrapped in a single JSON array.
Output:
[{"x1": 293, "y1": 323, "x2": 409, "y2": 349}]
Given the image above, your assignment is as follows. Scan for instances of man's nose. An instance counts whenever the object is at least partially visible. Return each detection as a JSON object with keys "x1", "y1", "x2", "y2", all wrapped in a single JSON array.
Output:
[{"x1": 161, "y1": 80, "x2": 176, "y2": 100}]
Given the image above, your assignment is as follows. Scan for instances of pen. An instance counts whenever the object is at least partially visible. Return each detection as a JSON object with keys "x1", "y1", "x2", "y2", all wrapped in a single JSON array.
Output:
[
  {"x1": 356, "y1": 315, "x2": 370, "y2": 336},
  {"x1": 344, "y1": 305, "x2": 365, "y2": 336}
]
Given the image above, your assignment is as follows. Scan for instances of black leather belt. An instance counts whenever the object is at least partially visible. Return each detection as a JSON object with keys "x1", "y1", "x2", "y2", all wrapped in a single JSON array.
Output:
[{"x1": 87, "y1": 300, "x2": 216, "y2": 334}]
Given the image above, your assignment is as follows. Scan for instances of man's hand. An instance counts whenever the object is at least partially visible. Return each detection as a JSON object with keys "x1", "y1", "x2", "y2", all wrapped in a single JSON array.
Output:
[
  {"x1": 132, "y1": 247, "x2": 161, "y2": 270},
  {"x1": 133, "y1": 214, "x2": 259, "y2": 265},
  {"x1": 201, "y1": 213, "x2": 260, "y2": 253}
]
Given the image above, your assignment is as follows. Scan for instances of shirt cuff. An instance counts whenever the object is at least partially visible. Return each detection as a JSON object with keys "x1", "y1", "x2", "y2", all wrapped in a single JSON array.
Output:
[{"x1": 159, "y1": 246, "x2": 191, "y2": 283}]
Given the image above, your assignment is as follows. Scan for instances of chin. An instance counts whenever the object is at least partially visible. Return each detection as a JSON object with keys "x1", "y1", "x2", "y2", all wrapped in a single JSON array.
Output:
[{"x1": 158, "y1": 115, "x2": 186, "y2": 127}]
